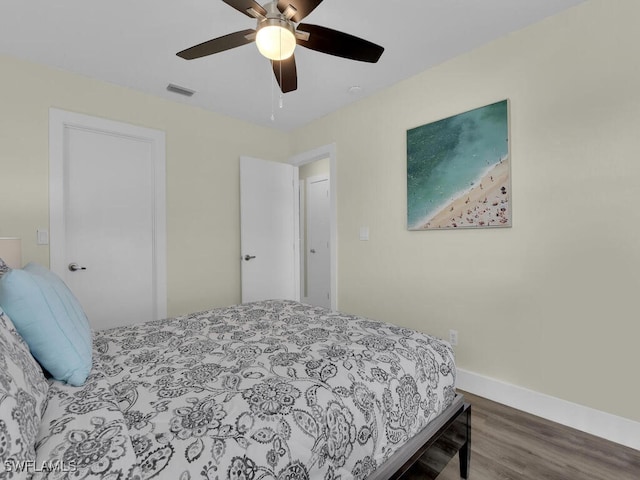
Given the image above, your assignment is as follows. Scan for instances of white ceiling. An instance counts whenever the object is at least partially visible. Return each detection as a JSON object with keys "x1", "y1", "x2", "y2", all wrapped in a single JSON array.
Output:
[{"x1": 0, "y1": 0, "x2": 585, "y2": 131}]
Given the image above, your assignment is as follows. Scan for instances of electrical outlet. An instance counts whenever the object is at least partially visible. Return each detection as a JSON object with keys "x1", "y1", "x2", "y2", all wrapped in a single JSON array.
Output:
[{"x1": 449, "y1": 329, "x2": 458, "y2": 346}]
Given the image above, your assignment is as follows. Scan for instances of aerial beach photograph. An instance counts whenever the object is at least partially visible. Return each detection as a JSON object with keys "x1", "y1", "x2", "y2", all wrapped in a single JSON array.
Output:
[{"x1": 407, "y1": 99, "x2": 510, "y2": 230}]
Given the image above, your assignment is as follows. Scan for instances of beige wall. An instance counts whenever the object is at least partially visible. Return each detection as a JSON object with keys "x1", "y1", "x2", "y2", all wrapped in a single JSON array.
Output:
[
  {"x1": 0, "y1": 54, "x2": 289, "y2": 316},
  {"x1": 290, "y1": 0, "x2": 640, "y2": 422},
  {"x1": 299, "y1": 157, "x2": 330, "y2": 180}
]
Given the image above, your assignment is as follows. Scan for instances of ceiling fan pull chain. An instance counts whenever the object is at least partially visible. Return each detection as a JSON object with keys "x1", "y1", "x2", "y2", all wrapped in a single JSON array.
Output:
[{"x1": 271, "y1": 61, "x2": 276, "y2": 121}]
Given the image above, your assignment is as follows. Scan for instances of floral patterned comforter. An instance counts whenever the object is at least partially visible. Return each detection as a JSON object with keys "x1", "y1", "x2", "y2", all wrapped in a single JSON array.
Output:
[{"x1": 34, "y1": 300, "x2": 456, "y2": 480}]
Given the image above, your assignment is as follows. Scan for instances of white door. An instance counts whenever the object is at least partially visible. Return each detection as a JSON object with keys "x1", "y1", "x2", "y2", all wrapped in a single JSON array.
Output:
[
  {"x1": 289, "y1": 143, "x2": 337, "y2": 310},
  {"x1": 306, "y1": 176, "x2": 331, "y2": 308},
  {"x1": 49, "y1": 109, "x2": 166, "y2": 330},
  {"x1": 240, "y1": 156, "x2": 299, "y2": 303}
]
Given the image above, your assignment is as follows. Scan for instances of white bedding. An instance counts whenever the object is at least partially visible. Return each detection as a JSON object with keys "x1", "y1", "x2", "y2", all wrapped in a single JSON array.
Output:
[{"x1": 34, "y1": 300, "x2": 456, "y2": 479}]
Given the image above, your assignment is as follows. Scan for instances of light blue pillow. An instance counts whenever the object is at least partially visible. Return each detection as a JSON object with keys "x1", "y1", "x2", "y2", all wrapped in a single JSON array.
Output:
[{"x1": 0, "y1": 262, "x2": 92, "y2": 386}]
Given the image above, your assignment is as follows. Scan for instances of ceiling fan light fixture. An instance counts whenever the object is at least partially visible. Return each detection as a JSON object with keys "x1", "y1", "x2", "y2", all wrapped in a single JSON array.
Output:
[{"x1": 255, "y1": 19, "x2": 296, "y2": 61}]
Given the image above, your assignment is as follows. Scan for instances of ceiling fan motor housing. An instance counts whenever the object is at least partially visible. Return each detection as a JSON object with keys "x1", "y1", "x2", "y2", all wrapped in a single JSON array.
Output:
[{"x1": 253, "y1": 1, "x2": 297, "y2": 60}]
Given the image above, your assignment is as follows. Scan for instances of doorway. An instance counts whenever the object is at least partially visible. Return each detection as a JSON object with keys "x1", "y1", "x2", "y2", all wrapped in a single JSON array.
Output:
[
  {"x1": 290, "y1": 144, "x2": 336, "y2": 310},
  {"x1": 300, "y1": 164, "x2": 330, "y2": 308}
]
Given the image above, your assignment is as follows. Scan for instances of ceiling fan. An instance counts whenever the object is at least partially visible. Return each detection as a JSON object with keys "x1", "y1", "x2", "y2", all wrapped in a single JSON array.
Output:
[{"x1": 177, "y1": 0, "x2": 384, "y2": 93}]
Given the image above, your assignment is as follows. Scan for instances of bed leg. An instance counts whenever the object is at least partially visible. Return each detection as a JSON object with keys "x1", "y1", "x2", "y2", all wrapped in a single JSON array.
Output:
[{"x1": 458, "y1": 404, "x2": 471, "y2": 479}]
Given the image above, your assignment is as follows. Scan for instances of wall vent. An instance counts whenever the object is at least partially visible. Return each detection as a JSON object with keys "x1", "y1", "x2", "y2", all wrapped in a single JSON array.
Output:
[{"x1": 166, "y1": 83, "x2": 196, "y2": 97}]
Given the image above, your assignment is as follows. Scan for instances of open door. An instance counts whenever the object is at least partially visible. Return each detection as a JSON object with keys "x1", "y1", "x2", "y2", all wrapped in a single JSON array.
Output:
[{"x1": 240, "y1": 156, "x2": 299, "y2": 303}]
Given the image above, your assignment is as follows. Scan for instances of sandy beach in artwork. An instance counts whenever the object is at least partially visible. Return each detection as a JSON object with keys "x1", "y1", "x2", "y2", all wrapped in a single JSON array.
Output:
[{"x1": 420, "y1": 156, "x2": 511, "y2": 229}]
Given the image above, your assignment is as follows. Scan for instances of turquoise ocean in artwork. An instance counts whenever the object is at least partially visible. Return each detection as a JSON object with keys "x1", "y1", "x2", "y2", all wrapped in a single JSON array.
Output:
[{"x1": 407, "y1": 100, "x2": 509, "y2": 229}]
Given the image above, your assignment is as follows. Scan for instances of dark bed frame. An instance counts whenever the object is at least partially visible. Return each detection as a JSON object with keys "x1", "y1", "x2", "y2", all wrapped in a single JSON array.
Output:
[{"x1": 394, "y1": 402, "x2": 471, "y2": 479}]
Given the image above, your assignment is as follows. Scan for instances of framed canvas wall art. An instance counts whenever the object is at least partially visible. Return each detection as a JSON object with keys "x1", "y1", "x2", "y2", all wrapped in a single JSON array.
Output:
[{"x1": 407, "y1": 99, "x2": 511, "y2": 230}]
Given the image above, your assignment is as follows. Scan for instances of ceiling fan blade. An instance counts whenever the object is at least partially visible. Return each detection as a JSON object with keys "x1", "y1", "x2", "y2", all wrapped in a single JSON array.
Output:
[
  {"x1": 296, "y1": 23, "x2": 384, "y2": 63},
  {"x1": 276, "y1": 0, "x2": 323, "y2": 22},
  {"x1": 272, "y1": 55, "x2": 298, "y2": 93},
  {"x1": 222, "y1": 0, "x2": 267, "y2": 18},
  {"x1": 177, "y1": 29, "x2": 256, "y2": 60}
]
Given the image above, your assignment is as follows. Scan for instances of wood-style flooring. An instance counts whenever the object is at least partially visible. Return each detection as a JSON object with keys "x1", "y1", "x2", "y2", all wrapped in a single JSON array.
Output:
[{"x1": 407, "y1": 391, "x2": 640, "y2": 480}]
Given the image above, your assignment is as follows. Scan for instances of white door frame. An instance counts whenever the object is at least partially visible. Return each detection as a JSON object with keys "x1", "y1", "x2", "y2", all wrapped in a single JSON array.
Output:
[
  {"x1": 289, "y1": 143, "x2": 337, "y2": 310},
  {"x1": 48, "y1": 108, "x2": 167, "y2": 320}
]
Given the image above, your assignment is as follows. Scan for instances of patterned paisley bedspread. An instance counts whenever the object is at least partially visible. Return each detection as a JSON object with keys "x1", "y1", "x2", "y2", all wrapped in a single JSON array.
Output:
[{"x1": 35, "y1": 300, "x2": 456, "y2": 480}]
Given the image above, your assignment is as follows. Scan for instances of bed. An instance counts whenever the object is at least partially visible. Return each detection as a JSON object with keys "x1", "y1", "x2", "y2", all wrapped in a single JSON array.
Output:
[{"x1": 1, "y1": 265, "x2": 470, "y2": 480}]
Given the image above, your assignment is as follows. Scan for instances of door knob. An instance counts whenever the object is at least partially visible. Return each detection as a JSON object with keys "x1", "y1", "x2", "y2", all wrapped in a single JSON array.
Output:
[
  {"x1": 244, "y1": 255, "x2": 256, "y2": 261},
  {"x1": 310, "y1": 249, "x2": 316, "y2": 253},
  {"x1": 68, "y1": 263, "x2": 87, "y2": 272}
]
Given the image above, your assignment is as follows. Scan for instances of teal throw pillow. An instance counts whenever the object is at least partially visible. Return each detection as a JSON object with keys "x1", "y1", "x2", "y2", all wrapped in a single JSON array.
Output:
[{"x1": 0, "y1": 262, "x2": 92, "y2": 386}]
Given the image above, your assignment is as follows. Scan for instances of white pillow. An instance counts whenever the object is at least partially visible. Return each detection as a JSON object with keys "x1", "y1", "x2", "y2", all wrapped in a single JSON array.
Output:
[
  {"x1": 0, "y1": 306, "x2": 49, "y2": 468},
  {"x1": 0, "y1": 257, "x2": 9, "y2": 277}
]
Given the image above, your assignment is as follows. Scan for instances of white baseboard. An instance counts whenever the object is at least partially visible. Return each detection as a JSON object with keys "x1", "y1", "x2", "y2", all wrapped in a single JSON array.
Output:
[{"x1": 456, "y1": 368, "x2": 640, "y2": 451}]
